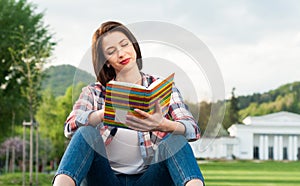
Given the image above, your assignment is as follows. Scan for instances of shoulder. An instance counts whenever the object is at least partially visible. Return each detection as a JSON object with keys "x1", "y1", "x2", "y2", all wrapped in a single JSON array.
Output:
[{"x1": 81, "y1": 82, "x2": 106, "y2": 94}]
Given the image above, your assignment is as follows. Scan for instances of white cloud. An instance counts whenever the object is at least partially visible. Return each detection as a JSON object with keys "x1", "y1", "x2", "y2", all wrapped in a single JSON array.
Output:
[
  {"x1": 209, "y1": 30, "x2": 300, "y2": 96},
  {"x1": 29, "y1": 0, "x2": 300, "y2": 97}
]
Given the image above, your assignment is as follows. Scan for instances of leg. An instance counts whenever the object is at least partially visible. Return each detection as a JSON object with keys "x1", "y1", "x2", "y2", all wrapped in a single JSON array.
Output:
[
  {"x1": 53, "y1": 174, "x2": 75, "y2": 186},
  {"x1": 52, "y1": 126, "x2": 120, "y2": 186},
  {"x1": 136, "y1": 134, "x2": 205, "y2": 186},
  {"x1": 135, "y1": 161, "x2": 175, "y2": 186}
]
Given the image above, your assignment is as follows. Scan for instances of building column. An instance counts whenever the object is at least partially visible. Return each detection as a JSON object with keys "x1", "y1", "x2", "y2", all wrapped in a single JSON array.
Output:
[
  {"x1": 293, "y1": 136, "x2": 298, "y2": 161},
  {"x1": 274, "y1": 136, "x2": 278, "y2": 160},
  {"x1": 288, "y1": 136, "x2": 293, "y2": 161},
  {"x1": 259, "y1": 135, "x2": 264, "y2": 160},
  {"x1": 264, "y1": 135, "x2": 269, "y2": 160},
  {"x1": 278, "y1": 136, "x2": 283, "y2": 160}
]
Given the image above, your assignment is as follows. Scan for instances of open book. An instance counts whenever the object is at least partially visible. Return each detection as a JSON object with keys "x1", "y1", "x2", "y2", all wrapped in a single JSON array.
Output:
[{"x1": 103, "y1": 73, "x2": 175, "y2": 128}]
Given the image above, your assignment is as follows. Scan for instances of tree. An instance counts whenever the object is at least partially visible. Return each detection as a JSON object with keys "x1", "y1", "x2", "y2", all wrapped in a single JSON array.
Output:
[
  {"x1": 0, "y1": 0, "x2": 55, "y2": 141},
  {"x1": 35, "y1": 89, "x2": 57, "y2": 162},
  {"x1": 229, "y1": 88, "x2": 240, "y2": 124},
  {"x1": 198, "y1": 101, "x2": 212, "y2": 135},
  {"x1": 35, "y1": 83, "x2": 86, "y2": 162},
  {"x1": 0, "y1": 137, "x2": 26, "y2": 172},
  {"x1": 223, "y1": 88, "x2": 240, "y2": 130}
]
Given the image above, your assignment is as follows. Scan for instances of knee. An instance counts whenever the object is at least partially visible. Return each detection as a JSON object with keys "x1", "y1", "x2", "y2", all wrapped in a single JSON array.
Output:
[
  {"x1": 76, "y1": 126, "x2": 99, "y2": 139},
  {"x1": 53, "y1": 174, "x2": 75, "y2": 186},
  {"x1": 74, "y1": 126, "x2": 102, "y2": 146},
  {"x1": 161, "y1": 134, "x2": 187, "y2": 150},
  {"x1": 76, "y1": 125, "x2": 98, "y2": 134},
  {"x1": 155, "y1": 134, "x2": 188, "y2": 161},
  {"x1": 72, "y1": 126, "x2": 106, "y2": 157},
  {"x1": 165, "y1": 134, "x2": 187, "y2": 143}
]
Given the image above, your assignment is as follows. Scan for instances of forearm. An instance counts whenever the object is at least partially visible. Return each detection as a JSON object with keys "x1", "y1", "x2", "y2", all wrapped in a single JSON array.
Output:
[
  {"x1": 88, "y1": 110, "x2": 104, "y2": 126},
  {"x1": 159, "y1": 118, "x2": 186, "y2": 135}
]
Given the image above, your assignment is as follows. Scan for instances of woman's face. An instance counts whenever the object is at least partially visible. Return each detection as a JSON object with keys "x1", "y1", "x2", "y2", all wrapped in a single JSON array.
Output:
[{"x1": 102, "y1": 31, "x2": 137, "y2": 74}]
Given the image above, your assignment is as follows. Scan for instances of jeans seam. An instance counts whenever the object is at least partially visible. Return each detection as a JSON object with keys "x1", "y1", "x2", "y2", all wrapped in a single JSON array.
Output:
[
  {"x1": 73, "y1": 133, "x2": 94, "y2": 184},
  {"x1": 165, "y1": 143, "x2": 186, "y2": 186}
]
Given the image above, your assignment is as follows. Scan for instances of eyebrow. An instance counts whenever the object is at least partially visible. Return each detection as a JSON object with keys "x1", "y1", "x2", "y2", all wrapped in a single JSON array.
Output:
[{"x1": 105, "y1": 38, "x2": 128, "y2": 51}]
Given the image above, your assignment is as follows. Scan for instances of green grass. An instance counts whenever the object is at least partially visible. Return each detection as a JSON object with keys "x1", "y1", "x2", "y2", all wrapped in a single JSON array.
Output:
[
  {"x1": 0, "y1": 172, "x2": 53, "y2": 186},
  {"x1": 1, "y1": 161, "x2": 299, "y2": 185},
  {"x1": 199, "y1": 160, "x2": 300, "y2": 186}
]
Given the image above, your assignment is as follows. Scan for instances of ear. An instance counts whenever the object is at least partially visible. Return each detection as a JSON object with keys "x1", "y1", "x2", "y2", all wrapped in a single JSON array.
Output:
[{"x1": 106, "y1": 63, "x2": 110, "y2": 68}]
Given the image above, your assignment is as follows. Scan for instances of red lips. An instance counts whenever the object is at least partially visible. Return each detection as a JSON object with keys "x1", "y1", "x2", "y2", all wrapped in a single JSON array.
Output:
[{"x1": 120, "y1": 58, "x2": 130, "y2": 65}]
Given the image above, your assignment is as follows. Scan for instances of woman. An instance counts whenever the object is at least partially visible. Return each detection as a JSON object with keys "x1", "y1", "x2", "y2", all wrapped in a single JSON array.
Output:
[{"x1": 53, "y1": 21, "x2": 204, "y2": 186}]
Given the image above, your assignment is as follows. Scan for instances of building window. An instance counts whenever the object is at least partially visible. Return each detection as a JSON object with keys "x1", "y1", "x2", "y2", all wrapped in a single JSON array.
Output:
[
  {"x1": 268, "y1": 147, "x2": 273, "y2": 160},
  {"x1": 253, "y1": 146, "x2": 259, "y2": 159},
  {"x1": 283, "y1": 147, "x2": 288, "y2": 160}
]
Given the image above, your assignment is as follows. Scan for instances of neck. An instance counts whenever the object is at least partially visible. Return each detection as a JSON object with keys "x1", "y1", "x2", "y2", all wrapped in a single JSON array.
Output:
[{"x1": 115, "y1": 66, "x2": 142, "y2": 85}]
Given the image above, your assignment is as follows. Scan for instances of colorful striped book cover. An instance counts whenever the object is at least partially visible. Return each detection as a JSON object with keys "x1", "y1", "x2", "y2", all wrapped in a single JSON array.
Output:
[{"x1": 104, "y1": 73, "x2": 175, "y2": 129}]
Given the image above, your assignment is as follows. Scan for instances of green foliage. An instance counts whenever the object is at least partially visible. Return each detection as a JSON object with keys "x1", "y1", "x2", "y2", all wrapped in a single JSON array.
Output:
[
  {"x1": 0, "y1": 0, "x2": 55, "y2": 142},
  {"x1": 187, "y1": 100, "x2": 227, "y2": 137},
  {"x1": 35, "y1": 83, "x2": 86, "y2": 161},
  {"x1": 239, "y1": 91, "x2": 299, "y2": 119},
  {"x1": 42, "y1": 65, "x2": 95, "y2": 97},
  {"x1": 228, "y1": 88, "x2": 239, "y2": 124},
  {"x1": 220, "y1": 101, "x2": 232, "y2": 130},
  {"x1": 231, "y1": 81, "x2": 300, "y2": 123},
  {"x1": 238, "y1": 82, "x2": 300, "y2": 110},
  {"x1": 0, "y1": 172, "x2": 53, "y2": 186},
  {"x1": 35, "y1": 89, "x2": 59, "y2": 159},
  {"x1": 222, "y1": 88, "x2": 240, "y2": 130}
]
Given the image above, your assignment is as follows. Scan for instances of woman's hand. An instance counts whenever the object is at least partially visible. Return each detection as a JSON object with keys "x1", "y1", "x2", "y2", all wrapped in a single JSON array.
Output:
[
  {"x1": 125, "y1": 101, "x2": 166, "y2": 132},
  {"x1": 88, "y1": 104, "x2": 105, "y2": 126}
]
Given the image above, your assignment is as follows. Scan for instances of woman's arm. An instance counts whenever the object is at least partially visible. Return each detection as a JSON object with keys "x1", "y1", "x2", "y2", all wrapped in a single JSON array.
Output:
[
  {"x1": 88, "y1": 109, "x2": 104, "y2": 126},
  {"x1": 64, "y1": 85, "x2": 104, "y2": 138}
]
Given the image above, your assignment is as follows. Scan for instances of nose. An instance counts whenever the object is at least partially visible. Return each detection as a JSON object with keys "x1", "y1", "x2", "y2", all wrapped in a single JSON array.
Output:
[{"x1": 117, "y1": 48, "x2": 125, "y2": 58}]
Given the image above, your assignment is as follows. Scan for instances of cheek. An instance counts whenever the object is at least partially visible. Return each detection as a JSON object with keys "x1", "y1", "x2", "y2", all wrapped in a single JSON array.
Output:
[
  {"x1": 105, "y1": 55, "x2": 117, "y2": 64},
  {"x1": 130, "y1": 48, "x2": 137, "y2": 59}
]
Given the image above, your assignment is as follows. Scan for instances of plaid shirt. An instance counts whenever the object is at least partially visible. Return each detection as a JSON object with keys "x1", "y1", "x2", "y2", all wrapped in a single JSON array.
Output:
[{"x1": 64, "y1": 72, "x2": 200, "y2": 162}]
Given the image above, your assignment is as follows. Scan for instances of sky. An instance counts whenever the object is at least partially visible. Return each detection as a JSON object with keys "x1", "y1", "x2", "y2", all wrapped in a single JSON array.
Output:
[{"x1": 29, "y1": 0, "x2": 300, "y2": 100}]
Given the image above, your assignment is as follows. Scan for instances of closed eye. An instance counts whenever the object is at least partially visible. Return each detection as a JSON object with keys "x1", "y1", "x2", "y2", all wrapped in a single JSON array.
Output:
[
  {"x1": 120, "y1": 40, "x2": 129, "y2": 47},
  {"x1": 106, "y1": 47, "x2": 116, "y2": 55}
]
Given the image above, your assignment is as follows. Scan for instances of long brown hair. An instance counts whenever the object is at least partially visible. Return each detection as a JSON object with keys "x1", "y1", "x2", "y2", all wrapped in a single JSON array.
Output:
[{"x1": 92, "y1": 21, "x2": 143, "y2": 86}]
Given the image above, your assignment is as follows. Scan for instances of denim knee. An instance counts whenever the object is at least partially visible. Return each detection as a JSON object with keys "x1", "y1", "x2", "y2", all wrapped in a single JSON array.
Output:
[
  {"x1": 75, "y1": 126, "x2": 106, "y2": 157},
  {"x1": 154, "y1": 134, "x2": 188, "y2": 162}
]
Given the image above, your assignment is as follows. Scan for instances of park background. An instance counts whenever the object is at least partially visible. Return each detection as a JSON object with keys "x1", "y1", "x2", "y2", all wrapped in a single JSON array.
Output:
[{"x1": 1, "y1": 0, "x2": 300, "y2": 185}]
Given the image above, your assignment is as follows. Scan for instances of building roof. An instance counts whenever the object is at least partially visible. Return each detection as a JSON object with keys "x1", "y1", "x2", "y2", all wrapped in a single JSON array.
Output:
[{"x1": 242, "y1": 111, "x2": 300, "y2": 126}]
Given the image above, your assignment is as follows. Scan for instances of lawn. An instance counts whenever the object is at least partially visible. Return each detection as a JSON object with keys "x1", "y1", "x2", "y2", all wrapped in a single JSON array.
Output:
[
  {"x1": 200, "y1": 160, "x2": 300, "y2": 186},
  {"x1": 0, "y1": 172, "x2": 53, "y2": 186},
  {"x1": 0, "y1": 161, "x2": 299, "y2": 185}
]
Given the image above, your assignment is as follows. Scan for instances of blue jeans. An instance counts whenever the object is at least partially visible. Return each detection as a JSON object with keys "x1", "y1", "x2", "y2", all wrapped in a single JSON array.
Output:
[{"x1": 53, "y1": 126, "x2": 204, "y2": 186}]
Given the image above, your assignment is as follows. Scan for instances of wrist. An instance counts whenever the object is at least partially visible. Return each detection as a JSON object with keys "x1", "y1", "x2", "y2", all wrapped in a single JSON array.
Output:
[
  {"x1": 160, "y1": 119, "x2": 186, "y2": 134},
  {"x1": 158, "y1": 117, "x2": 167, "y2": 132},
  {"x1": 98, "y1": 109, "x2": 104, "y2": 122}
]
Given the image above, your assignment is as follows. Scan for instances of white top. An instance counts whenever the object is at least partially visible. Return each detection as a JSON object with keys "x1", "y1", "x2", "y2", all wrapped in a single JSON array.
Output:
[{"x1": 105, "y1": 128, "x2": 147, "y2": 174}]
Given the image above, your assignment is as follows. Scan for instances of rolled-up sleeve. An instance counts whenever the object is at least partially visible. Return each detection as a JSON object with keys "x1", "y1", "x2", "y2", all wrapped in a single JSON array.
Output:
[
  {"x1": 168, "y1": 84, "x2": 200, "y2": 141},
  {"x1": 64, "y1": 86, "x2": 97, "y2": 138}
]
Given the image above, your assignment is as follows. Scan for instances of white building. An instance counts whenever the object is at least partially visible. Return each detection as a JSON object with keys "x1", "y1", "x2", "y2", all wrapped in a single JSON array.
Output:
[
  {"x1": 190, "y1": 137, "x2": 239, "y2": 160},
  {"x1": 190, "y1": 111, "x2": 300, "y2": 161}
]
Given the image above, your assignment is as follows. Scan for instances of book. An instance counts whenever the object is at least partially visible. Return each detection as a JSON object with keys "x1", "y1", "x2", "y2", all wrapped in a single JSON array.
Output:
[{"x1": 103, "y1": 73, "x2": 175, "y2": 128}]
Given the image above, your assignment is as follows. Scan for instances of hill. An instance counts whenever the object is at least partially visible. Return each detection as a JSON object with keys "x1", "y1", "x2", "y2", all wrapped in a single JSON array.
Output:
[
  {"x1": 238, "y1": 81, "x2": 300, "y2": 119},
  {"x1": 42, "y1": 64, "x2": 95, "y2": 97},
  {"x1": 42, "y1": 64, "x2": 300, "y2": 120}
]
